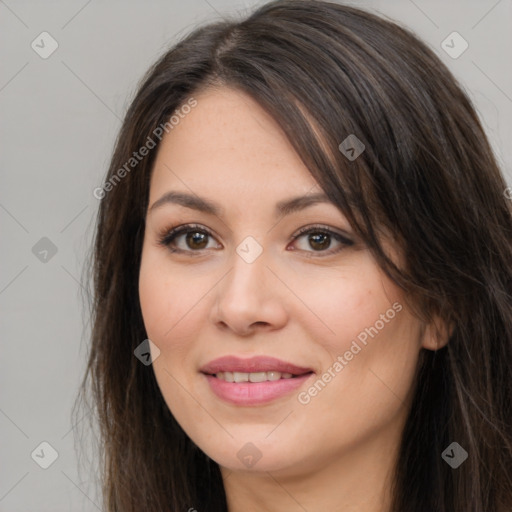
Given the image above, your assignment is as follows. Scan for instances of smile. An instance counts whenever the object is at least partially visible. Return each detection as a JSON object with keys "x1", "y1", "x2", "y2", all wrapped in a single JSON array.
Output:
[
  {"x1": 200, "y1": 355, "x2": 315, "y2": 406},
  {"x1": 203, "y1": 372, "x2": 315, "y2": 406},
  {"x1": 214, "y1": 371, "x2": 296, "y2": 382}
]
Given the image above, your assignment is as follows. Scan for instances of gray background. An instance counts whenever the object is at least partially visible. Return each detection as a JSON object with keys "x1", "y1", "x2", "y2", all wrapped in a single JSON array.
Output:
[{"x1": 1, "y1": 0, "x2": 511, "y2": 510}]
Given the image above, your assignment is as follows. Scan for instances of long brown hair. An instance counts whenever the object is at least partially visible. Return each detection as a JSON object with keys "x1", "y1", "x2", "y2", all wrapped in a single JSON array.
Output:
[{"x1": 75, "y1": 1, "x2": 512, "y2": 510}]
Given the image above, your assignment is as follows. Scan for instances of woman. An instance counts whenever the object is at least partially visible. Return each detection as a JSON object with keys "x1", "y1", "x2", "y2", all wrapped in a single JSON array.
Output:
[{"x1": 77, "y1": 0, "x2": 512, "y2": 510}]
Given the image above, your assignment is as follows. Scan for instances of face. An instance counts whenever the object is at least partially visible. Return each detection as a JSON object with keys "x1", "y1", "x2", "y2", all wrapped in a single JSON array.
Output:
[{"x1": 138, "y1": 86, "x2": 432, "y2": 477}]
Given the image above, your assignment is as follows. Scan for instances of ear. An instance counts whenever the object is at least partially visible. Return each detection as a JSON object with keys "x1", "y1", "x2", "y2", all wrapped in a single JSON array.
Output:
[{"x1": 420, "y1": 315, "x2": 453, "y2": 351}]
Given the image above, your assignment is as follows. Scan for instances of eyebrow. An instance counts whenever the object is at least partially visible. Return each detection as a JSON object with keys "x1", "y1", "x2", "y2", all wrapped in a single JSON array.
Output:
[{"x1": 148, "y1": 191, "x2": 333, "y2": 218}]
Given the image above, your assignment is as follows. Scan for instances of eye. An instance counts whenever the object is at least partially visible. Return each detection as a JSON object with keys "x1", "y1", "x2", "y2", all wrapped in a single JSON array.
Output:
[
  {"x1": 156, "y1": 223, "x2": 354, "y2": 257},
  {"x1": 290, "y1": 225, "x2": 354, "y2": 257},
  {"x1": 156, "y1": 224, "x2": 220, "y2": 255}
]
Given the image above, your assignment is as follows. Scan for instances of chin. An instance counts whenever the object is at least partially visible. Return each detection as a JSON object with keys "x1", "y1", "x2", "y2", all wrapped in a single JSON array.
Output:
[{"x1": 197, "y1": 434, "x2": 306, "y2": 474}]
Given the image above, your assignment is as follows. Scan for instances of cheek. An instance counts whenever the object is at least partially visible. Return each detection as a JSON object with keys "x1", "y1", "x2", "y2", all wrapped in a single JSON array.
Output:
[
  {"x1": 303, "y1": 267, "x2": 420, "y2": 409},
  {"x1": 138, "y1": 250, "x2": 210, "y2": 364},
  {"x1": 138, "y1": 260, "x2": 171, "y2": 342},
  {"x1": 302, "y1": 266, "x2": 399, "y2": 356},
  {"x1": 138, "y1": 251, "x2": 207, "y2": 426},
  {"x1": 138, "y1": 248, "x2": 172, "y2": 341}
]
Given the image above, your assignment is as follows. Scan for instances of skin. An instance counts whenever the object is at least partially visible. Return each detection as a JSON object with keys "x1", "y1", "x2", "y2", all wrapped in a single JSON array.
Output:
[{"x1": 138, "y1": 86, "x2": 446, "y2": 512}]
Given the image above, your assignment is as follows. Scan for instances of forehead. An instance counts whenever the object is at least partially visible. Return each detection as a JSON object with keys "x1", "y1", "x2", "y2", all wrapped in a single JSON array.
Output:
[{"x1": 149, "y1": 86, "x2": 317, "y2": 199}]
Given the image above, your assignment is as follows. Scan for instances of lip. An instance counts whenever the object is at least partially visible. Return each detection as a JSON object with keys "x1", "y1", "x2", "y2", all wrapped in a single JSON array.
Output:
[
  {"x1": 200, "y1": 355, "x2": 315, "y2": 406},
  {"x1": 204, "y1": 374, "x2": 313, "y2": 406},
  {"x1": 200, "y1": 355, "x2": 313, "y2": 375}
]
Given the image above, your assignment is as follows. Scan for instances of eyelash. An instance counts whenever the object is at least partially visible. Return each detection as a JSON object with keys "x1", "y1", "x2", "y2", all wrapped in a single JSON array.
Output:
[{"x1": 156, "y1": 223, "x2": 354, "y2": 258}]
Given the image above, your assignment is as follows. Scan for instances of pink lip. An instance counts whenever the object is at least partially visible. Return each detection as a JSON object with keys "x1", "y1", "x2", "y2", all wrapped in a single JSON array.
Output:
[
  {"x1": 200, "y1": 355, "x2": 313, "y2": 375},
  {"x1": 203, "y1": 374, "x2": 313, "y2": 406},
  {"x1": 200, "y1": 356, "x2": 314, "y2": 406}
]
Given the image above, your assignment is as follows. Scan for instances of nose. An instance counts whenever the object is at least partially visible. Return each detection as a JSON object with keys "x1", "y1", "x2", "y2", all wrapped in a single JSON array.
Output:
[{"x1": 211, "y1": 246, "x2": 288, "y2": 336}]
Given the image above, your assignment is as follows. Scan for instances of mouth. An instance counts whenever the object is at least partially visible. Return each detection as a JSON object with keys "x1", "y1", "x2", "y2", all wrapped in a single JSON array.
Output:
[
  {"x1": 199, "y1": 355, "x2": 315, "y2": 406},
  {"x1": 206, "y1": 370, "x2": 314, "y2": 383}
]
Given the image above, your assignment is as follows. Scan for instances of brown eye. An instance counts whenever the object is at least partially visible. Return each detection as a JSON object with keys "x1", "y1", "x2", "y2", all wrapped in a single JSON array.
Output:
[
  {"x1": 157, "y1": 223, "x2": 353, "y2": 258},
  {"x1": 306, "y1": 232, "x2": 331, "y2": 251},
  {"x1": 184, "y1": 231, "x2": 209, "y2": 250},
  {"x1": 157, "y1": 224, "x2": 220, "y2": 254},
  {"x1": 291, "y1": 225, "x2": 354, "y2": 257}
]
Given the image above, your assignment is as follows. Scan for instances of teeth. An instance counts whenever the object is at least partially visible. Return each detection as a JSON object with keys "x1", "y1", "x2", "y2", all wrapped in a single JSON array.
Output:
[
  {"x1": 233, "y1": 372, "x2": 249, "y2": 383},
  {"x1": 248, "y1": 372, "x2": 267, "y2": 383},
  {"x1": 215, "y1": 371, "x2": 295, "y2": 382},
  {"x1": 223, "y1": 372, "x2": 234, "y2": 383}
]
